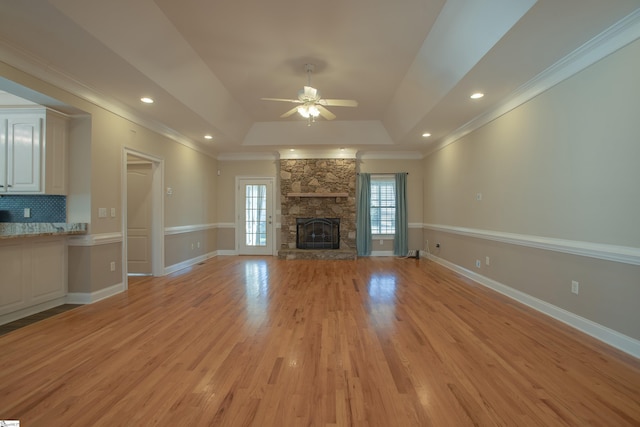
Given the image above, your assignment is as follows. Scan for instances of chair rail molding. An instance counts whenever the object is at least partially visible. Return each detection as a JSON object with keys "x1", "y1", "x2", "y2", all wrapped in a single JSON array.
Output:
[
  {"x1": 423, "y1": 223, "x2": 640, "y2": 266},
  {"x1": 67, "y1": 232, "x2": 123, "y2": 246}
]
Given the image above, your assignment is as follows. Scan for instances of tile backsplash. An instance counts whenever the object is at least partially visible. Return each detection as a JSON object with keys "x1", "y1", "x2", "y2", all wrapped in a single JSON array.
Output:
[{"x1": 0, "y1": 195, "x2": 66, "y2": 222}]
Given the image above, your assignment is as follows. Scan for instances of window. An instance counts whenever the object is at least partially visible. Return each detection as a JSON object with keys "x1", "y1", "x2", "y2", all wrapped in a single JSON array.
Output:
[{"x1": 370, "y1": 177, "x2": 395, "y2": 235}]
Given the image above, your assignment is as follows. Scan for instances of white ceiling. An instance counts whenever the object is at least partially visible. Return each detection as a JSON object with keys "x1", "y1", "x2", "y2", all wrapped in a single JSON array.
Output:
[{"x1": 0, "y1": 0, "x2": 638, "y2": 158}]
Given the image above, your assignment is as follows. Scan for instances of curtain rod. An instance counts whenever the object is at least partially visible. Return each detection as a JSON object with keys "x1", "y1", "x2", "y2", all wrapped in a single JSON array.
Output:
[{"x1": 357, "y1": 172, "x2": 408, "y2": 175}]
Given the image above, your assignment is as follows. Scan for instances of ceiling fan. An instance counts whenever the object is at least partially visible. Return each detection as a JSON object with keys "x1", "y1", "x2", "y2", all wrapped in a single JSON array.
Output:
[{"x1": 261, "y1": 64, "x2": 358, "y2": 125}]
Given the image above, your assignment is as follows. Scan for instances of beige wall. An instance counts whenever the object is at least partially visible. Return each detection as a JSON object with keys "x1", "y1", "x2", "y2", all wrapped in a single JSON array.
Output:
[
  {"x1": 68, "y1": 243, "x2": 122, "y2": 293},
  {"x1": 216, "y1": 227, "x2": 236, "y2": 252},
  {"x1": 216, "y1": 159, "x2": 278, "y2": 222},
  {"x1": 216, "y1": 159, "x2": 279, "y2": 251},
  {"x1": 214, "y1": 157, "x2": 427, "y2": 253},
  {"x1": 423, "y1": 39, "x2": 640, "y2": 340},
  {"x1": 1, "y1": 61, "x2": 219, "y2": 294},
  {"x1": 165, "y1": 228, "x2": 217, "y2": 268}
]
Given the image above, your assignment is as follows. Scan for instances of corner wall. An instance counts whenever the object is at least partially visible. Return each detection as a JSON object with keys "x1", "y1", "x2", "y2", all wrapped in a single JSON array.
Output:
[
  {"x1": 0, "y1": 61, "x2": 220, "y2": 296},
  {"x1": 422, "y1": 39, "x2": 640, "y2": 350}
]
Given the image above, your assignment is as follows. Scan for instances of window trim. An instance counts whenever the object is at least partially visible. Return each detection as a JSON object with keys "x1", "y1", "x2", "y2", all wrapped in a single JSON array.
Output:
[{"x1": 370, "y1": 175, "x2": 396, "y2": 235}]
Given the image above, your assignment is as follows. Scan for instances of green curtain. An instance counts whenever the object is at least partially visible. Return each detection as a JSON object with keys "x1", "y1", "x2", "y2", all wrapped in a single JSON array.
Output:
[
  {"x1": 393, "y1": 172, "x2": 408, "y2": 256},
  {"x1": 356, "y1": 173, "x2": 372, "y2": 256}
]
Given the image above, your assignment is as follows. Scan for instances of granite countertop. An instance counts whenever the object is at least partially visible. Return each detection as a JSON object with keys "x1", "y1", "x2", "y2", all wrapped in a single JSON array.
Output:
[{"x1": 0, "y1": 222, "x2": 88, "y2": 239}]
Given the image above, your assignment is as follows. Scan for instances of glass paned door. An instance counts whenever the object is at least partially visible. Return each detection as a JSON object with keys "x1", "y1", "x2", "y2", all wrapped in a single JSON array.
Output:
[
  {"x1": 245, "y1": 184, "x2": 267, "y2": 247},
  {"x1": 238, "y1": 178, "x2": 274, "y2": 255}
]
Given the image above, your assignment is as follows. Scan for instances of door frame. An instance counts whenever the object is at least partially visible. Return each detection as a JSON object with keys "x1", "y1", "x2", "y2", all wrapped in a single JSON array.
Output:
[
  {"x1": 235, "y1": 176, "x2": 276, "y2": 256},
  {"x1": 122, "y1": 147, "x2": 164, "y2": 286}
]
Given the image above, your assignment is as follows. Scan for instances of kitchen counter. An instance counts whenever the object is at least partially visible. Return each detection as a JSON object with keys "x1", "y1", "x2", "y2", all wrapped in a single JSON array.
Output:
[{"x1": 0, "y1": 222, "x2": 88, "y2": 239}]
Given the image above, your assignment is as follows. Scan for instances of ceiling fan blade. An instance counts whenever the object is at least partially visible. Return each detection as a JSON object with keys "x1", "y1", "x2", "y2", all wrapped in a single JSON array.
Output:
[
  {"x1": 316, "y1": 105, "x2": 336, "y2": 120},
  {"x1": 319, "y1": 99, "x2": 358, "y2": 107},
  {"x1": 261, "y1": 97, "x2": 302, "y2": 104},
  {"x1": 280, "y1": 106, "x2": 300, "y2": 118}
]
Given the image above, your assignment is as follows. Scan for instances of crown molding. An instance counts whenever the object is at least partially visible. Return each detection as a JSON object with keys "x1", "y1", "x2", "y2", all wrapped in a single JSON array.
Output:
[
  {"x1": 0, "y1": 39, "x2": 216, "y2": 159},
  {"x1": 216, "y1": 152, "x2": 279, "y2": 161},
  {"x1": 279, "y1": 148, "x2": 358, "y2": 160},
  {"x1": 357, "y1": 151, "x2": 424, "y2": 160},
  {"x1": 428, "y1": 8, "x2": 640, "y2": 156}
]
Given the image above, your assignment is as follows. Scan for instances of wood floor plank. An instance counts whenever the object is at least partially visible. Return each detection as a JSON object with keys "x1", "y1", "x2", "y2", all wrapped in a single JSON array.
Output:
[{"x1": 0, "y1": 256, "x2": 639, "y2": 426}]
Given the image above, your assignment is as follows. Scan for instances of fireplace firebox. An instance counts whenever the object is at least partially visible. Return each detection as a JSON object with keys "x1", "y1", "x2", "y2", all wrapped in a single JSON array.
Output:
[{"x1": 296, "y1": 218, "x2": 340, "y2": 249}]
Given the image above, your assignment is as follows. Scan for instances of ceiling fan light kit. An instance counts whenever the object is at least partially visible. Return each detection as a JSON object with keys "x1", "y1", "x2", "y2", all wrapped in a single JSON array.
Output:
[
  {"x1": 262, "y1": 63, "x2": 358, "y2": 125},
  {"x1": 298, "y1": 105, "x2": 320, "y2": 119}
]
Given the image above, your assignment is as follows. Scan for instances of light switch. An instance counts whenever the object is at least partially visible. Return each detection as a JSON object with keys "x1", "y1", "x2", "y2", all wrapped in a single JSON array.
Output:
[
  {"x1": 24, "y1": 208, "x2": 31, "y2": 218},
  {"x1": 98, "y1": 208, "x2": 107, "y2": 218},
  {"x1": 111, "y1": 208, "x2": 116, "y2": 218}
]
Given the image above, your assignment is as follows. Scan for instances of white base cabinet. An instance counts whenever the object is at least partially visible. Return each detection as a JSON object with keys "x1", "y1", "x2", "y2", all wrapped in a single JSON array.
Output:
[{"x1": 0, "y1": 237, "x2": 67, "y2": 320}]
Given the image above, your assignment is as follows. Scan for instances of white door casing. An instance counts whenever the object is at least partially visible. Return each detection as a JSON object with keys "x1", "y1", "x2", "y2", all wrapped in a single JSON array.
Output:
[
  {"x1": 237, "y1": 177, "x2": 275, "y2": 255},
  {"x1": 122, "y1": 148, "x2": 164, "y2": 285}
]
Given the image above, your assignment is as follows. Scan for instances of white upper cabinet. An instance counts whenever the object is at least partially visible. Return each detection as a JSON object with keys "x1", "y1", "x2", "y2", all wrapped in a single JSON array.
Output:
[{"x1": 0, "y1": 108, "x2": 68, "y2": 194}]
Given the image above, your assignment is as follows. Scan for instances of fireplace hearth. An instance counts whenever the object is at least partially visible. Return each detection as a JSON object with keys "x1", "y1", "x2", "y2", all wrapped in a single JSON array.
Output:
[{"x1": 296, "y1": 218, "x2": 340, "y2": 249}]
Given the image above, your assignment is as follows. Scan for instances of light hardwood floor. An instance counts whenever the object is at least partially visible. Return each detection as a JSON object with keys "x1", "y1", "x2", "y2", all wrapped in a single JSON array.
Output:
[{"x1": 0, "y1": 257, "x2": 639, "y2": 426}]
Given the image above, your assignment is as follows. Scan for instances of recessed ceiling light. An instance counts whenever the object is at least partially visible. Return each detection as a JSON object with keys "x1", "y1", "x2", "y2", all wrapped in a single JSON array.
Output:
[
  {"x1": 204, "y1": 135, "x2": 213, "y2": 140},
  {"x1": 289, "y1": 148, "x2": 295, "y2": 152},
  {"x1": 340, "y1": 148, "x2": 345, "y2": 152},
  {"x1": 470, "y1": 92, "x2": 484, "y2": 99},
  {"x1": 422, "y1": 133, "x2": 431, "y2": 138},
  {"x1": 140, "y1": 97, "x2": 154, "y2": 104}
]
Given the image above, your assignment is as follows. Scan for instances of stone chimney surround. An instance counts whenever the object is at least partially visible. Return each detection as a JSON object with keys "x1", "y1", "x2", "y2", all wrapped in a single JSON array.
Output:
[{"x1": 279, "y1": 159, "x2": 357, "y2": 260}]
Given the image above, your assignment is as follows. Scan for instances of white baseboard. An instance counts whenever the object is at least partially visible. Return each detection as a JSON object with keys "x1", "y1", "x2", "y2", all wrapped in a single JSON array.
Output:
[
  {"x1": 217, "y1": 250, "x2": 238, "y2": 256},
  {"x1": 66, "y1": 282, "x2": 125, "y2": 304},
  {"x1": 371, "y1": 250, "x2": 394, "y2": 257},
  {"x1": 427, "y1": 253, "x2": 640, "y2": 359},
  {"x1": 0, "y1": 297, "x2": 67, "y2": 326},
  {"x1": 164, "y1": 251, "x2": 218, "y2": 275}
]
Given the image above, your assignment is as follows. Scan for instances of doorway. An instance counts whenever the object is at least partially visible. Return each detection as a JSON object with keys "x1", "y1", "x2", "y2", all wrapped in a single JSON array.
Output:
[
  {"x1": 236, "y1": 177, "x2": 275, "y2": 255},
  {"x1": 122, "y1": 149, "x2": 164, "y2": 285},
  {"x1": 126, "y1": 157, "x2": 153, "y2": 275}
]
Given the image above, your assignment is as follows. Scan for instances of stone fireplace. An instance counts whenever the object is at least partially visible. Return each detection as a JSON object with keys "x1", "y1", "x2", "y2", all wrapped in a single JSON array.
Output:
[{"x1": 279, "y1": 159, "x2": 357, "y2": 260}]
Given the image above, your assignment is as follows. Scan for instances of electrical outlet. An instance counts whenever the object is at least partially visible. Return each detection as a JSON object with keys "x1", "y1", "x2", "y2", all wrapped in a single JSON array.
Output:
[
  {"x1": 571, "y1": 280, "x2": 579, "y2": 295},
  {"x1": 475, "y1": 259, "x2": 481, "y2": 268},
  {"x1": 197, "y1": 241, "x2": 201, "y2": 249},
  {"x1": 24, "y1": 208, "x2": 31, "y2": 218},
  {"x1": 485, "y1": 256, "x2": 490, "y2": 266},
  {"x1": 110, "y1": 261, "x2": 116, "y2": 272},
  {"x1": 111, "y1": 208, "x2": 116, "y2": 218},
  {"x1": 476, "y1": 192, "x2": 482, "y2": 201}
]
